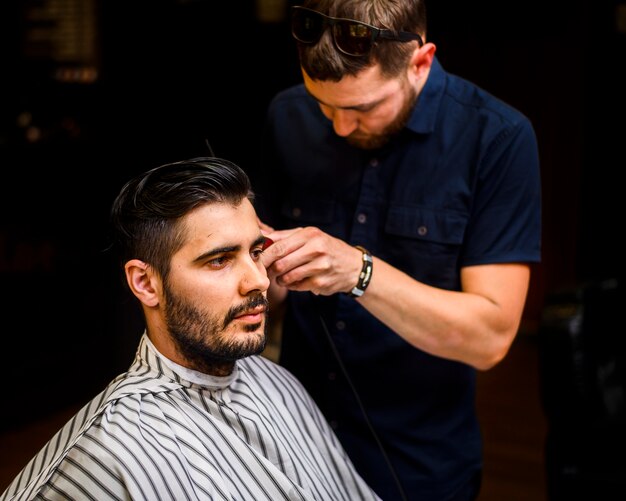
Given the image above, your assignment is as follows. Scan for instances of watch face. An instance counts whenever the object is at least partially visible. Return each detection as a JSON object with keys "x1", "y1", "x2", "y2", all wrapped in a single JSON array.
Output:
[{"x1": 349, "y1": 287, "x2": 365, "y2": 297}]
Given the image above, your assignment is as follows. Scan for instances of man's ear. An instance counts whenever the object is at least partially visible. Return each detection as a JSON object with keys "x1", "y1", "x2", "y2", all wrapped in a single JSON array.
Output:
[
  {"x1": 125, "y1": 259, "x2": 160, "y2": 307},
  {"x1": 408, "y1": 41, "x2": 436, "y2": 82}
]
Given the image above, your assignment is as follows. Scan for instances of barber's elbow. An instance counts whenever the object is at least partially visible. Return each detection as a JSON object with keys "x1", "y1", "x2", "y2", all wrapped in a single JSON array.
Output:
[
  {"x1": 473, "y1": 328, "x2": 517, "y2": 371},
  {"x1": 474, "y1": 350, "x2": 507, "y2": 371}
]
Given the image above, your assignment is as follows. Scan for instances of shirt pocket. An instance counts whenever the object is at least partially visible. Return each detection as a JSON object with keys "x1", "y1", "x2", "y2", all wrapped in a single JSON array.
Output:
[
  {"x1": 384, "y1": 205, "x2": 468, "y2": 286},
  {"x1": 385, "y1": 205, "x2": 467, "y2": 245}
]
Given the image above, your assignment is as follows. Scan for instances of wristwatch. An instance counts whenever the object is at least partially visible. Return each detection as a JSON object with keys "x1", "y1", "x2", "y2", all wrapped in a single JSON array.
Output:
[{"x1": 347, "y1": 246, "x2": 373, "y2": 298}]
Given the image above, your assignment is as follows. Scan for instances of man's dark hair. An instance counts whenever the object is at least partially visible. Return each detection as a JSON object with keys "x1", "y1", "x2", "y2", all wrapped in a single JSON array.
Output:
[
  {"x1": 110, "y1": 157, "x2": 253, "y2": 283},
  {"x1": 297, "y1": 0, "x2": 427, "y2": 81}
]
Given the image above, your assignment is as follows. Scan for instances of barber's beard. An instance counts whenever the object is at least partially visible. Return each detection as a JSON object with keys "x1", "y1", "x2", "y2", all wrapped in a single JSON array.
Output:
[
  {"x1": 346, "y1": 84, "x2": 418, "y2": 150},
  {"x1": 163, "y1": 282, "x2": 268, "y2": 373}
]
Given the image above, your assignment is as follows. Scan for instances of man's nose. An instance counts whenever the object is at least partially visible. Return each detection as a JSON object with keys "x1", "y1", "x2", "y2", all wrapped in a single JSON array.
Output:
[
  {"x1": 240, "y1": 257, "x2": 271, "y2": 295},
  {"x1": 331, "y1": 109, "x2": 358, "y2": 137}
]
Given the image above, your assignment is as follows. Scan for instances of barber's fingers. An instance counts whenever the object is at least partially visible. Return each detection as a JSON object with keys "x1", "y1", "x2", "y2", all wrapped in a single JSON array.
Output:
[
  {"x1": 264, "y1": 227, "x2": 302, "y2": 241},
  {"x1": 260, "y1": 227, "x2": 360, "y2": 296},
  {"x1": 262, "y1": 227, "x2": 347, "y2": 294},
  {"x1": 260, "y1": 227, "x2": 304, "y2": 268},
  {"x1": 261, "y1": 229, "x2": 304, "y2": 269}
]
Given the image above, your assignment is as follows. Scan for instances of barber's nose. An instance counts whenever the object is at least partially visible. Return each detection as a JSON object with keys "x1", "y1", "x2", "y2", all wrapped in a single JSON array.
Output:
[{"x1": 331, "y1": 109, "x2": 358, "y2": 137}]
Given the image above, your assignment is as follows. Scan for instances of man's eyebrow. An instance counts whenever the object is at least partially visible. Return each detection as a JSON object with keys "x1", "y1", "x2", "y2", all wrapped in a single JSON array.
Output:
[
  {"x1": 192, "y1": 236, "x2": 266, "y2": 264},
  {"x1": 304, "y1": 86, "x2": 379, "y2": 112},
  {"x1": 193, "y1": 245, "x2": 240, "y2": 264}
]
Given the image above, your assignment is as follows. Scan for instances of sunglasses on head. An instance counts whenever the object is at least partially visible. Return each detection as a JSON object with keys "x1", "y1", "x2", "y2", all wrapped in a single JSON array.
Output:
[{"x1": 291, "y1": 6, "x2": 424, "y2": 57}]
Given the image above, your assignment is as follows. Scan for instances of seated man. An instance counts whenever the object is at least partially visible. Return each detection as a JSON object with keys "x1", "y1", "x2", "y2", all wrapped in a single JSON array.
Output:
[{"x1": 1, "y1": 157, "x2": 380, "y2": 501}]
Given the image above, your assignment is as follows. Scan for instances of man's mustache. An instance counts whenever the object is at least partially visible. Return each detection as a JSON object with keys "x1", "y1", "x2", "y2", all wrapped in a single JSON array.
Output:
[{"x1": 222, "y1": 294, "x2": 269, "y2": 328}]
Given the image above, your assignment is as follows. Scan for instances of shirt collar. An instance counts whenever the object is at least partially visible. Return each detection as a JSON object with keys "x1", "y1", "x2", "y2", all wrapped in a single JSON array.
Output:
[{"x1": 405, "y1": 56, "x2": 445, "y2": 135}]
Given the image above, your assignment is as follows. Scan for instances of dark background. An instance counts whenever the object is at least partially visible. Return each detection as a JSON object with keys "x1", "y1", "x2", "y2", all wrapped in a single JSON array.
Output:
[{"x1": 0, "y1": 0, "x2": 624, "y2": 443}]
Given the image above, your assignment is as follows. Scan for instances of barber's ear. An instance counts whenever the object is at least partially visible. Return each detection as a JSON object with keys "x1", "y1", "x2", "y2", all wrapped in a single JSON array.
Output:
[
  {"x1": 125, "y1": 259, "x2": 160, "y2": 307},
  {"x1": 409, "y1": 41, "x2": 436, "y2": 80}
]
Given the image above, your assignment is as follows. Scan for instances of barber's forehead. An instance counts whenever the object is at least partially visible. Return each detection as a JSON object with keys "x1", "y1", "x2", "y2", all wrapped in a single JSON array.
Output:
[{"x1": 304, "y1": 66, "x2": 394, "y2": 103}]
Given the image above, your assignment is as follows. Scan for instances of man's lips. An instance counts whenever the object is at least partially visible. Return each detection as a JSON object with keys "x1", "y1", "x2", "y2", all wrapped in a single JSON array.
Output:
[
  {"x1": 234, "y1": 306, "x2": 267, "y2": 322},
  {"x1": 223, "y1": 295, "x2": 269, "y2": 328}
]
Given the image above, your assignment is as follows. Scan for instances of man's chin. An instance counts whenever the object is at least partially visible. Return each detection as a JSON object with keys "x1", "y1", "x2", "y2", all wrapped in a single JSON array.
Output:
[
  {"x1": 347, "y1": 134, "x2": 390, "y2": 150},
  {"x1": 242, "y1": 337, "x2": 267, "y2": 357},
  {"x1": 233, "y1": 328, "x2": 266, "y2": 354}
]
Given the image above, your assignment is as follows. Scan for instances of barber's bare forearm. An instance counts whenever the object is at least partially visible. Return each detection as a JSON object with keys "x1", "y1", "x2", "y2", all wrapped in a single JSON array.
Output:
[{"x1": 359, "y1": 259, "x2": 530, "y2": 370}]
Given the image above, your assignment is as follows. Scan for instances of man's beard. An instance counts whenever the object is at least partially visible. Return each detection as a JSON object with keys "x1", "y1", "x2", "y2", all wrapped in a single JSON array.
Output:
[
  {"x1": 346, "y1": 83, "x2": 418, "y2": 150},
  {"x1": 163, "y1": 281, "x2": 268, "y2": 373}
]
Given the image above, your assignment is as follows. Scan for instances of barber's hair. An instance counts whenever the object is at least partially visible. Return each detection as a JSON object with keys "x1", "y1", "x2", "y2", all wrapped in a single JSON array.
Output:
[
  {"x1": 110, "y1": 157, "x2": 253, "y2": 283},
  {"x1": 298, "y1": 0, "x2": 427, "y2": 81}
]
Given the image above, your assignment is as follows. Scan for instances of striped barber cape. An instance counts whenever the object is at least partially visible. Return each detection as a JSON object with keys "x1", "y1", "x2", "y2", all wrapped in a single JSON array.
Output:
[{"x1": 1, "y1": 334, "x2": 380, "y2": 501}]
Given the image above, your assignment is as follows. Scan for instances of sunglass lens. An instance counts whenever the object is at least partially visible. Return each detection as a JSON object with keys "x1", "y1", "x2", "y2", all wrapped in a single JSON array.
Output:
[
  {"x1": 333, "y1": 21, "x2": 372, "y2": 56},
  {"x1": 292, "y1": 9, "x2": 324, "y2": 43}
]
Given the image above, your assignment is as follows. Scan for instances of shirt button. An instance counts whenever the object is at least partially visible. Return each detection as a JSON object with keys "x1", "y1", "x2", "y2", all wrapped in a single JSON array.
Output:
[
  {"x1": 292, "y1": 207, "x2": 302, "y2": 218},
  {"x1": 370, "y1": 158, "x2": 379, "y2": 167},
  {"x1": 418, "y1": 225, "x2": 428, "y2": 236},
  {"x1": 328, "y1": 372, "x2": 336, "y2": 381},
  {"x1": 357, "y1": 213, "x2": 367, "y2": 224},
  {"x1": 336, "y1": 320, "x2": 346, "y2": 330}
]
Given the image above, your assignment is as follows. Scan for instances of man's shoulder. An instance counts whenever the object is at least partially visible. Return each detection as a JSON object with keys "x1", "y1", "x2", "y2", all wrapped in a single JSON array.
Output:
[
  {"x1": 0, "y1": 380, "x2": 149, "y2": 500},
  {"x1": 268, "y1": 83, "x2": 313, "y2": 113},
  {"x1": 241, "y1": 354, "x2": 295, "y2": 376},
  {"x1": 240, "y1": 355, "x2": 308, "y2": 389},
  {"x1": 265, "y1": 83, "x2": 326, "y2": 134},
  {"x1": 443, "y1": 71, "x2": 531, "y2": 126},
  {"x1": 271, "y1": 82, "x2": 307, "y2": 101}
]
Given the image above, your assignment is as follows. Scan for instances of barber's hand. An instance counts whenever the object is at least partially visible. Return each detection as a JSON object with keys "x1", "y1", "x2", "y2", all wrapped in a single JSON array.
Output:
[{"x1": 260, "y1": 226, "x2": 363, "y2": 296}]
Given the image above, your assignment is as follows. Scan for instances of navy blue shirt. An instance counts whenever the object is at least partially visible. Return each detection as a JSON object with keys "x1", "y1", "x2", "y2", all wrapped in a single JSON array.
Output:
[{"x1": 254, "y1": 57, "x2": 541, "y2": 501}]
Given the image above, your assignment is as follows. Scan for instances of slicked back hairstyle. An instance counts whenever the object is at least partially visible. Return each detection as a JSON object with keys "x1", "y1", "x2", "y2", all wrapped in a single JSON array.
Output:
[
  {"x1": 110, "y1": 157, "x2": 253, "y2": 284},
  {"x1": 297, "y1": 0, "x2": 427, "y2": 81}
]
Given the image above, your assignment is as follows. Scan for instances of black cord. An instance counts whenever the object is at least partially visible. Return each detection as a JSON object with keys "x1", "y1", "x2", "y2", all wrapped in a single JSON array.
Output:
[
  {"x1": 204, "y1": 138, "x2": 215, "y2": 157},
  {"x1": 314, "y1": 296, "x2": 408, "y2": 501}
]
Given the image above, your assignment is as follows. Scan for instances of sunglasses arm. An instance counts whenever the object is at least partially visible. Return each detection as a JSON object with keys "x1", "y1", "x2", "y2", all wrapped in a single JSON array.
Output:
[{"x1": 378, "y1": 30, "x2": 423, "y2": 47}]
